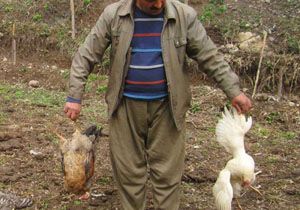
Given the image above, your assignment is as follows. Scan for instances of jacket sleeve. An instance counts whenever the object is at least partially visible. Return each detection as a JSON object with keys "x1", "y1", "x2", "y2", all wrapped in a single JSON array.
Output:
[
  {"x1": 68, "y1": 7, "x2": 112, "y2": 100},
  {"x1": 185, "y1": 9, "x2": 241, "y2": 99}
]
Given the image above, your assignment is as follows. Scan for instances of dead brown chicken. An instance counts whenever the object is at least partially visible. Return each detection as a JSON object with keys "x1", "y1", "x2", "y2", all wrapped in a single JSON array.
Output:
[{"x1": 55, "y1": 125, "x2": 101, "y2": 195}]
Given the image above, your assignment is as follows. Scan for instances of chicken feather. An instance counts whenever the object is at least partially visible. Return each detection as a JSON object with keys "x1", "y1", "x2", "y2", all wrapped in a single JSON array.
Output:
[
  {"x1": 213, "y1": 107, "x2": 256, "y2": 210},
  {"x1": 57, "y1": 125, "x2": 101, "y2": 193},
  {"x1": 213, "y1": 169, "x2": 233, "y2": 210},
  {"x1": 216, "y1": 107, "x2": 252, "y2": 156}
]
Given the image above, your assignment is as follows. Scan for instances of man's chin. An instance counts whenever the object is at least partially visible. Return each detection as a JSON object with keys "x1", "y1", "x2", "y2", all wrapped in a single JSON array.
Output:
[{"x1": 147, "y1": 9, "x2": 163, "y2": 15}]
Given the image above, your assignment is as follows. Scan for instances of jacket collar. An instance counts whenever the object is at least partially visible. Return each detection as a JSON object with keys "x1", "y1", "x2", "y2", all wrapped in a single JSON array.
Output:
[{"x1": 119, "y1": 0, "x2": 176, "y2": 20}]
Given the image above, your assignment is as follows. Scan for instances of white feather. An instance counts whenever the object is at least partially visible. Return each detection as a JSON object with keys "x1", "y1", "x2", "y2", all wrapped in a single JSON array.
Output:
[
  {"x1": 213, "y1": 106, "x2": 256, "y2": 209},
  {"x1": 225, "y1": 153, "x2": 255, "y2": 197},
  {"x1": 215, "y1": 107, "x2": 252, "y2": 156},
  {"x1": 64, "y1": 129, "x2": 93, "y2": 153},
  {"x1": 213, "y1": 169, "x2": 233, "y2": 210}
]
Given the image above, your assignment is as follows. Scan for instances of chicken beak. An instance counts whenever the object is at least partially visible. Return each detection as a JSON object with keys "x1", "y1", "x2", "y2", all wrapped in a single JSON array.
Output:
[{"x1": 242, "y1": 180, "x2": 251, "y2": 187}]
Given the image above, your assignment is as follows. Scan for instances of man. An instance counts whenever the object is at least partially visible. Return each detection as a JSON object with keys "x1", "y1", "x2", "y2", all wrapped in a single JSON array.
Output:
[{"x1": 64, "y1": 0, "x2": 252, "y2": 209}]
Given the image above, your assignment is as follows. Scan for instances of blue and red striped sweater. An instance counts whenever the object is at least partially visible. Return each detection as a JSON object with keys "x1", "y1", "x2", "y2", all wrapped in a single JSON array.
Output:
[{"x1": 123, "y1": 7, "x2": 168, "y2": 100}]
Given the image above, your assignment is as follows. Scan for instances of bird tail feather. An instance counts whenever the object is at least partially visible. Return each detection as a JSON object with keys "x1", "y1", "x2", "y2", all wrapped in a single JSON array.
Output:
[
  {"x1": 213, "y1": 169, "x2": 233, "y2": 210},
  {"x1": 82, "y1": 125, "x2": 102, "y2": 141}
]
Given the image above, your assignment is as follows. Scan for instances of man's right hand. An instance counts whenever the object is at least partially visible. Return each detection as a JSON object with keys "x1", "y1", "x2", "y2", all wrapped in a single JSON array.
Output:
[{"x1": 64, "y1": 102, "x2": 81, "y2": 121}]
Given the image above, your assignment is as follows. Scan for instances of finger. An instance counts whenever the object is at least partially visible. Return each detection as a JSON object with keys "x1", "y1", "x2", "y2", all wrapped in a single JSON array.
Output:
[
  {"x1": 233, "y1": 103, "x2": 242, "y2": 114},
  {"x1": 66, "y1": 110, "x2": 72, "y2": 119},
  {"x1": 243, "y1": 101, "x2": 252, "y2": 113},
  {"x1": 241, "y1": 105, "x2": 247, "y2": 114},
  {"x1": 70, "y1": 111, "x2": 78, "y2": 121},
  {"x1": 63, "y1": 105, "x2": 69, "y2": 113}
]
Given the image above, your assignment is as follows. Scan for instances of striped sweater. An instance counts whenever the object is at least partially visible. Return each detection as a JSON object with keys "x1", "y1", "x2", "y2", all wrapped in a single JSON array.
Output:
[{"x1": 123, "y1": 7, "x2": 168, "y2": 100}]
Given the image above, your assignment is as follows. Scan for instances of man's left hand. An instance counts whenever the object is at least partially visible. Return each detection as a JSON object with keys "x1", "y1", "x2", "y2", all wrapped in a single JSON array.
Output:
[{"x1": 231, "y1": 93, "x2": 252, "y2": 114}]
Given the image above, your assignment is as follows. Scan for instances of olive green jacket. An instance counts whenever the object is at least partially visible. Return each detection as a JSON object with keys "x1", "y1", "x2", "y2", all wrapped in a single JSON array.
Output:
[{"x1": 68, "y1": 0, "x2": 241, "y2": 130}]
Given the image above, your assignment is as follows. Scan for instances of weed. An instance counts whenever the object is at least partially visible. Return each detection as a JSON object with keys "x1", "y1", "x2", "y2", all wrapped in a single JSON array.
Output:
[
  {"x1": 199, "y1": 0, "x2": 227, "y2": 23},
  {"x1": 83, "y1": 0, "x2": 92, "y2": 6},
  {"x1": 207, "y1": 127, "x2": 216, "y2": 132},
  {"x1": 200, "y1": 5, "x2": 213, "y2": 22},
  {"x1": 253, "y1": 124, "x2": 270, "y2": 139},
  {"x1": 0, "y1": 84, "x2": 65, "y2": 108},
  {"x1": 189, "y1": 103, "x2": 201, "y2": 114},
  {"x1": 39, "y1": 24, "x2": 51, "y2": 37},
  {"x1": 267, "y1": 155, "x2": 281, "y2": 164},
  {"x1": 4, "y1": 5, "x2": 13, "y2": 12},
  {"x1": 40, "y1": 200, "x2": 49, "y2": 209},
  {"x1": 215, "y1": 4, "x2": 227, "y2": 15},
  {"x1": 0, "y1": 111, "x2": 8, "y2": 124},
  {"x1": 46, "y1": 133, "x2": 59, "y2": 145},
  {"x1": 280, "y1": 131, "x2": 297, "y2": 140},
  {"x1": 18, "y1": 66, "x2": 29, "y2": 73},
  {"x1": 60, "y1": 70, "x2": 70, "y2": 79},
  {"x1": 265, "y1": 112, "x2": 280, "y2": 124},
  {"x1": 33, "y1": 13, "x2": 43, "y2": 22},
  {"x1": 287, "y1": 36, "x2": 300, "y2": 54},
  {"x1": 85, "y1": 83, "x2": 92, "y2": 93},
  {"x1": 99, "y1": 75, "x2": 108, "y2": 81},
  {"x1": 25, "y1": 0, "x2": 33, "y2": 6},
  {"x1": 209, "y1": 0, "x2": 224, "y2": 4},
  {"x1": 239, "y1": 20, "x2": 251, "y2": 30},
  {"x1": 74, "y1": 200, "x2": 82, "y2": 205},
  {"x1": 88, "y1": 73, "x2": 100, "y2": 82},
  {"x1": 97, "y1": 177, "x2": 111, "y2": 185},
  {"x1": 44, "y1": 3, "x2": 49, "y2": 11},
  {"x1": 96, "y1": 85, "x2": 107, "y2": 94},
  {"x1": 0, "y1": 155, "x2": 7, "y2": 165},
  {"x1": 0, "y1": 182, "x2": 6, "y2": 190}
]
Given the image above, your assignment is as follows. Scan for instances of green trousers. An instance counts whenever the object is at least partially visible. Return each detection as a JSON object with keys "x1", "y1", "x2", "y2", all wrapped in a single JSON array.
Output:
[{"x1": 109, "y1": 98, "x2": 186, "y2": 210}]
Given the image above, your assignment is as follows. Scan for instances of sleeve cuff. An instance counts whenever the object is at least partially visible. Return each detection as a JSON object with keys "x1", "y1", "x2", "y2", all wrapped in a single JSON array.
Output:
[{"x1": 66, "y1": 96, "x2": 82, "y2": 104}]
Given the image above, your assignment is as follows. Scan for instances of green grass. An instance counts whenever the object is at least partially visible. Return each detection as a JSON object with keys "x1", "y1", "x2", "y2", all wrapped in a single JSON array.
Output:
[
  {"x1": 0, "y1": 155, "x2": 7, "y2": 165},
  {"x1": 0, "y1": 182, "x2": 6, "y2": 190},
  {"x1": 83, "y1": 0, "x2": 92, "y2": 6},
  {"x1": 0, "y1": 83, "x2": 65, "y2": 108},
  {"x1": 82, "y1": 104, "x2": 107, "y2": 124},
  {"x1": 265, "y1": 112, "x2": 281, "y2": 124},
  {"x1": 287, "y1": 35, "x2": 300, "y2": 54},
  {"x1": 253, "y1": 124, "x2": 271, "y2": 139},
  {"x1": 73, "y1": 200, "x2": 82, "y2": 205},
  {"x1": 0, "y1": 111, "x2": 8, "y2": 124},
  {"x1": 32, "y1": 13, "x2": 43, "y2": 22},
  {"x1": 97, "y1": 176, "x2": 111, "y2": 185},
  {"x1": 199, "y1": 0, "x2": 227, "y2": 23},
  {"x1": 189, "y1": 102, "x2": 201, "y2": 114},
  {"x1": 280, "y1": 131, "x2": 297, "y2": 140},
  {"x1": 46, "y1": 133, "x2": 59, "y2": 145},
  {"x1": 40, "y1": 200, "x2": 49, "y2": 210},
  {"x1": 96, "y1": 85, "x2": 107, "y2": 94}
]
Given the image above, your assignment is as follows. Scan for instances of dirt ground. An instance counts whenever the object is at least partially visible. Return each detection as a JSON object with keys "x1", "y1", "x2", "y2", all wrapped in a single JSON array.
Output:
[{"x1": 0, "y1": 0, "x2": 300, "y2": 210}]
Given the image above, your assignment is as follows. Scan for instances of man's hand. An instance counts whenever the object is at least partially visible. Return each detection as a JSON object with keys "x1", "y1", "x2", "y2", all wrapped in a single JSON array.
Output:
[
  {"x1": 231, "y1": 93, "x2": 252, "y2": 114},
  {"x1": 64, "y1": 102, "x2": 81, "y2": 121}
]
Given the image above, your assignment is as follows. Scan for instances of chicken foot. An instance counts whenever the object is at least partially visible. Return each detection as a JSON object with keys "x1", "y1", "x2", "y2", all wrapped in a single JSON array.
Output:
[
  {"x1": 249, "y1": 185, "x2": 262, "y2": 196},
  {"x1": 235, "y1": 198, "x2": 243, "y2": 210}
]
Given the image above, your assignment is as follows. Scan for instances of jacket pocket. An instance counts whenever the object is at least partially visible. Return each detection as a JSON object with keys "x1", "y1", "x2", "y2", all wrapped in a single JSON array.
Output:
[
  {"x1": 174, "y1": 37, "x2": 187, "y2": 65},
  {"x1": 110, "y1": 30, "x2": 121, "y2": 63}
]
